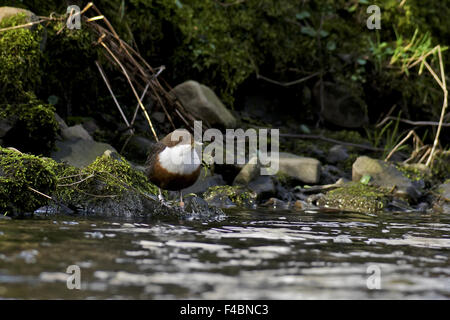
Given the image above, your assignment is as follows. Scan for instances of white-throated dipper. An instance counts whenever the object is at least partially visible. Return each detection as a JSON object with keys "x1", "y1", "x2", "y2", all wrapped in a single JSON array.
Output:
[{"x1": 145, "y1": 129, "x2": 202, "y2": 207}]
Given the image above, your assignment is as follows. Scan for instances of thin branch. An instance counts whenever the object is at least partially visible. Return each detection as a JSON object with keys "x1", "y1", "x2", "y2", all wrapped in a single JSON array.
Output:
[
  {"x1": 256, "y1": 72, "x2": 320, "y2": 87},
  {"x1": 95, "y1": 60, "x2": 132, "y2": 131},
  {"x1": 377, "y1": 116, "x2": 450, "y2": 128},
  {"x1": 57, "y1": 174, "x2": 95, "y2": 187},
  {"x1": 279, "y1": 133, "x2": 384, "y2": 151},
  {"x1": 28, "y1": 186, "x2": 53, "y2": 200},
  {"x1": 100, "y1": 40, "x2": 159, "y2": 141}
]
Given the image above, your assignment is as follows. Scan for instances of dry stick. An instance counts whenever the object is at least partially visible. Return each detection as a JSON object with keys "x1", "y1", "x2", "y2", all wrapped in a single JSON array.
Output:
[
  {"x1": 384, "y1": 130, "x2": 416, "y2": 161},
  {"x1": 57, "y1": 174, "x2": 95, "y2": 187},
  {"x1": 130, "y1": 82, "x2": 151, "y2": 126},
  {"x1": 28, "y1": 186, "x2": 53, "y2": 200},
  {"x1": 100, "y1": 41, "x2": 159, "y2": 141},
  {"x1": 425, "y1": 47, "x2": 448, "y2": 166},
  {"x1": 0, "y1": 19, "x2": 46, "y2": 32},
  {"x1": 279, "y1": 133, "x2": 384, "y2": 152},
  {"x1": 377, "y1": 116, "x2": 450, "y2": 128},
  {"x1": 256, "y1": 72, "x2": 320, "y2": 87},
  {"x1": 95, "y1": 60, "x2": 132, "y2": 132}
]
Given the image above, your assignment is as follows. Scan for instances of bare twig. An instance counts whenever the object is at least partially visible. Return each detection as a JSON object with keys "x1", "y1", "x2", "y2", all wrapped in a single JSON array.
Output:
[
  {"x1": 256, "y1": 72, "x2": 320, "y2": 87},
  {"x1": 279, "y1": 133, "x2": 384, "y2": 152},
  {"x1": 57, "y1": 174, "x2": 95, "y2": 187},
  {"x1": 100, "y1": 40, "x2": 159, "y2": 141},
  {"x1": 377, "y1": 116, "x2": 450, "y2": 128},
  {"x1": 95, "y1": 60, "x2": 132, "y2": 132},
  {"x1": 28, "y1": 186, "x2": 53, "y2": 200}
]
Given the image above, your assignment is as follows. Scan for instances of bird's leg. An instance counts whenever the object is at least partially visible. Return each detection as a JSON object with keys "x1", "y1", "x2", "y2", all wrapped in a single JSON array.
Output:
[
  {"x1": 158, "y1": 188, "x2": 164, "y2": 202},
  {"x1": 179, "y1": 191, "x2": 185, "y2": 209}
]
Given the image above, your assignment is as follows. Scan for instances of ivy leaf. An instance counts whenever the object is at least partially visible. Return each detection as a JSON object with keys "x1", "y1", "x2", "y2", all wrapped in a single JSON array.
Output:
[
  {"x1": 175, "y1": 0, "x2": 183, "y2": 9},
  {"x1": 295, "y1": 11, "x2": 310, "y2": 20},
  {"x1": 360, "y1": 174, "x2": 372, "y2": 185},
  {"x1": 301, "y1": 26, "x2": 316, "y2": 37}
]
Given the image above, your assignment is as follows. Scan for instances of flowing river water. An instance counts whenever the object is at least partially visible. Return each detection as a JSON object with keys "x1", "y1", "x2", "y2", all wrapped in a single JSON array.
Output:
[{"x1": 0, "y1": 209, "x2": 449, "y2": 299}]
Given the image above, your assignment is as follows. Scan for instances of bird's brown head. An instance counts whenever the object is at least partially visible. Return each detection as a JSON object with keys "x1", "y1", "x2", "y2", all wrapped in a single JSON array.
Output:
[{"x1": 161, "y1": 129, "x2": 194, "y2": 148}]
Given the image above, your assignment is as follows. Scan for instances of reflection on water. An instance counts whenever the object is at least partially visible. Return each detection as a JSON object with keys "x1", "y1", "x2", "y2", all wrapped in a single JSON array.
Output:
[{"x1": 0, "y1": 209, "x2": 449, "y2": 299}]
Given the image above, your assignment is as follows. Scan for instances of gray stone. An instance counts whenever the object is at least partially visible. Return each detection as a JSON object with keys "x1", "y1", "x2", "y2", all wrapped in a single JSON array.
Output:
[
  {"x1": 61, "y1": 124, "x2": 93, "y2": 141},
  {"x1": 436, "y1": 182, "x2": 450, "y2": 214},
  {"x1": 127, "y1": 135, "x2": 154, "y2": 159},
  {"x1": 352, "y1": 156, "x2": 421, "y2": 200},
  {"x1": 313, "y1": 81, "x2": 368, "y2": 128},
  {"x1": 0, "y1": 119, "x2": 13, "y2": 138},
  {"x1": 274, "y1": 152, "x2": 321, "y2": 184},
  {"x1": 51, "y1": 139, "x2": 117, "y2": 168},
  {"x1": 54, "y1": 113, "x2": 68, "y2": 130},
  {"x1": 0, "y1": 7, "x2": 37, "y2": 26},
  {"x1": 182, "y1": 171, "x2": 226, "y2": 195},
  {"x1": 152, "y1": 112, "x2": 166, "y2": 123},
  {"x1": 248, "y1": 175, "x2": 276, "y2": 200},
  {"x1": 171, "y1": 80, "x2": 237, "y2": 128},
  {"x1": 82, "y1": 119, "x2": 100, "y2": 136},
  {"x1": 327, "y1": 145, "x2": 349, "y2": 164},
  {"x1": 233, "y1": 156, "x2": 260, "y2": 186}
]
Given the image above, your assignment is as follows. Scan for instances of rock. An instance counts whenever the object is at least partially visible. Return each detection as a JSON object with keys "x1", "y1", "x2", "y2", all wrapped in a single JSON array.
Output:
[
  {"x1": 274, "y1": 152, "x2": 321, "y2": 184},
  {"x1": 261, "y1": 198, "x2": 289, "y2": 209},
  {"x1": 171, "y1": 80, "x2": 237, "y2": 128},
  {"x1": 0, "y1": 119, "x2": 13, "y2": 138},
  {"x1": 51, "y1": 139, "x2": 117, "y2": 168},
  {"x1": 0, "y1": 7, "x2": 37, "y2": 26},
  {"x1": 233, "y1": 156, "x2": 260, "y2": 186},
  {"x1": 327, "y1": 145, "x2": 349, "y2": 164},
  {"x1": 181, "y1": 170, "x2": 226, "y2": 195},
  {"x1": 435, "y1": 182, "x2": 450, "y2": 214},
  {"x1": 247, "y1": 175, "x2": 276, "y2": 200},
  {"x1": 82, "y1": 119, "x2": 100, "y2": 136},
  {"x1": 203, "y1": 185, "x2": 256, "y2": 208},
  {"x1": 152, "y1": 112, "x2": 166, "y2": 123},
  {"x1": 61, "y1": 124, "x2": 93, "y2": 141},
  {"x1": 126, "y1": 135, "x2": 154, "y2": 160},
  {"x1": 317, "y1": 183, "x2": 389, "y2": 213},
  {"x1": 54, "y1": 113, "x2": 68, "y2": 130},
  {"x1": 352, "y1": 156, "x2": 421, "y2": 201},
  {"x1": 313, "y1": 81, "x2": 368, "y2": 128}
]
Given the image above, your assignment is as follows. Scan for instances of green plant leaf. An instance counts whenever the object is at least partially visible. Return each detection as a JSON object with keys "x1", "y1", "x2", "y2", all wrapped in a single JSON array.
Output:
[{"x1": 360, "y1": 174, "x2": 372, "y2": 185}]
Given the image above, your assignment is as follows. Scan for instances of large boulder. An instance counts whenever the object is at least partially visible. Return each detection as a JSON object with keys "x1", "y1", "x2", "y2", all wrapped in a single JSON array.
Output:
[
  {"x1": 0, "y1": 7, "x2": 37, "y2": 25},
  {"x1": 313, "y1": 81, "x2": 368, "y2": 128},
  {"x1": 171, "y1": 80, "x2": 237, "y2": 128},
  {"x1": 274, "y1": 152, "x2": 321, "y2": 184},
  {"x1": 51, "y1": 125, "x2": 116, "y2": 168},
  {"x1": 352, "y1": 156, "x2": 421, "y2": 201}
]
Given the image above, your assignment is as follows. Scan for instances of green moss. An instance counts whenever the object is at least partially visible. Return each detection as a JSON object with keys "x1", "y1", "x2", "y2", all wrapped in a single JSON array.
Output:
[
  {"x1": 54, "y1": 152, "x2": 159, "y2": 208},
  {"x1": 0, "y1": 12, "x2": 58, "y2": 155},
  {"x1": 318, "y1": 182, "x2": 390, "y2": 213},
  {"x1": 203, "y1": 185, "x2": 256, "y2": 207},
  {"x1": 395, "y1": 163, "x2": 430, "y2": 182},
  {"x1": 0, "y1": 13, "x2": 43, "y2": 95},
  {"x1": 0, "y1": 147, "x2": 57, "y2": 214}
]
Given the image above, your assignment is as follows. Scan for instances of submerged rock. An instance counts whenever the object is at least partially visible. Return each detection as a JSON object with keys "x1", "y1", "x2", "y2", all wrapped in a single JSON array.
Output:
[
  {"x1": 352, "y1": 156, "x2": 421, "y2": 201},
  {"x1": 203, "y1": 185, "x2": 256, "y2": 208},
  {"x1": 171, "y1": 80, "x2": 237, "y2": 128}
]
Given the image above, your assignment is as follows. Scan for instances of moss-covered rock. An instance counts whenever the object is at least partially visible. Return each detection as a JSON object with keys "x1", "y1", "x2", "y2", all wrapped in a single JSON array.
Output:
[
  {"x1": 203, "y1": 185, "x2": 256, "y2": 208},
  {"x1": 0, "y1": 12, "x2": 58, "y2": 155},
  {"x1": 53, "y1": 151, "x2": 160, "y2": 215},
  {"x1": 0, "y1": 147, "x2": 57, "y2": 214},
  {"x1": 317, "y1": 182, "x2": 390, "y2": 213}
]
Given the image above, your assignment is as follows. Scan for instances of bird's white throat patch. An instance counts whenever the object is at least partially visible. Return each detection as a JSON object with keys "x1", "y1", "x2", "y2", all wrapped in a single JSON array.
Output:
[{"x1": 158, "y1": 144, "x2": 201, "y2": 175}]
